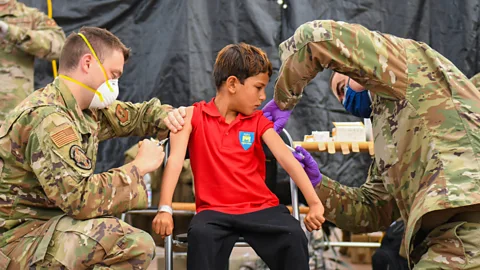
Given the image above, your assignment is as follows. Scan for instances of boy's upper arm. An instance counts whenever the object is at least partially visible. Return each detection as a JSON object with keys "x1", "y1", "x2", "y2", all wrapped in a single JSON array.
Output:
[
  {"x1": 169, "y1": 106, "x2": 194, "y2": 158},
  {"x1": 261, "y1": 128, "x2": 291, "y2": 159},
  {"x1": 261, "y1": 128, "x2": 278, "y2": 146}
]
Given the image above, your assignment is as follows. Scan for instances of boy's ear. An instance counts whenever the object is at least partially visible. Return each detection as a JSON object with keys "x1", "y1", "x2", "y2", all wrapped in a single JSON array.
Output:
[{"x1": 226, "y1": 76, "x2": 238, "y2": 94}]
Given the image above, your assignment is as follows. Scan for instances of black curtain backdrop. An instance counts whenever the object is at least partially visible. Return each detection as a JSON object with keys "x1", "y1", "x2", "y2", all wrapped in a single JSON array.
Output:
[{"x1": 20, "y1": 0, "x2": 480, "y2": 188}]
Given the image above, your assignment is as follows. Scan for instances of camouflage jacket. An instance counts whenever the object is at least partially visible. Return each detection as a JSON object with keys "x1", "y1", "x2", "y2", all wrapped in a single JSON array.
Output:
[
  {"x1": 0, "y1": 0, "x2": 65, "y2": 125},
  {"x1": 0, "y1": 77, "x2": 172, "y2": 247},
  {"x1": 275, "y1": 20, "x2": 480, "y2": 260},
  {"x1": 470, "y1": 73, "x2": 480, "y2": 90}
]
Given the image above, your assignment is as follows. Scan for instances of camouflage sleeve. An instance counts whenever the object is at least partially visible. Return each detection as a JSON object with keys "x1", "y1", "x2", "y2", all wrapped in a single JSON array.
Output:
[
  {"x1": 470, "y1": 73, "x2": 480, "y2": 90},
  {"x1": 316, "y1": 159, "x2": 399, "y2": 233},
  {"x1": 3, "y1": 9, "x2": 65, "y2": 60},
  {"x1": 27, "y1": 112, "x2": 148, "y2": 219},
  {"x1": 97, "y1": 99, "x2": 172, "y2": 141},
  {"x1": 275, "y1": 20, "x2": 408, "y2": 109}
]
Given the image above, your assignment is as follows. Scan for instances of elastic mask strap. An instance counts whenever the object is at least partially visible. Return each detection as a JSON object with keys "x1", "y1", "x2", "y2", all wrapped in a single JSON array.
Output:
[
  {"x1": 77, "y1": 33, "x2": 114, "y2": 93},
  {"x1": 59, "y1": 74, "x2": 104, "y2": 102}
]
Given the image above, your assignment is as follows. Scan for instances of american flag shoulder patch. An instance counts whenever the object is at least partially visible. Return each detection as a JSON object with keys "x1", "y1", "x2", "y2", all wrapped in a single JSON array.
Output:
[{"x1": 50, "y1": 126, "x2": 79, "y2": 148}]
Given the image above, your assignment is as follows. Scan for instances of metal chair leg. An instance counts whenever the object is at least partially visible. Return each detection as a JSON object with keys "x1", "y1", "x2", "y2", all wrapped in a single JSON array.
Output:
[
  {"x1": 165, "y1": 235, "x2": 173, "y2": 270},
  {"x1": 282, "y1": 129, "x2": 300, "y2": 220},
  {"x1": 163, "y1": 140, "x2": 174, "y2": 270},
  {"x1": 289, "y1": 178, "x2": 300, "y2": 220}
]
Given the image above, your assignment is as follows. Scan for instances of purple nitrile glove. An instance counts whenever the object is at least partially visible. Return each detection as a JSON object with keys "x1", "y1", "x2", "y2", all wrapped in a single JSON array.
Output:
[
  {"x1": 292, "y1": 146, "x2": 322, "y2": 187},
  {"x1": 262, "y1": 100, "x2": 292, "y2": 134}
]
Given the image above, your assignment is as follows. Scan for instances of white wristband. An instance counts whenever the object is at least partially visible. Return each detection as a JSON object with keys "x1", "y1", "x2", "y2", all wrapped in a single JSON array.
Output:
[{"x1": 158, "y1": 205, "x2": 173, "y2": 215}]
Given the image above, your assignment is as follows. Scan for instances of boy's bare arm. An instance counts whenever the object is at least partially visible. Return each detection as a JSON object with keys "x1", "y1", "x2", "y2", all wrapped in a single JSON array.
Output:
[
  {"x1": 158, "y1": 106, "x2": 194, "y2": 207},
  {"x1": 262, "y1": 128, "x2": 325, "y2": 230},
  {"x1": 262, "y1": 129, "x2": 321, "y2": 206}
]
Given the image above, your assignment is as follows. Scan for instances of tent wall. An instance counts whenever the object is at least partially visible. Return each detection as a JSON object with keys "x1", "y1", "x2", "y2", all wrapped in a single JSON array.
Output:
[{"x1": 20, "y1": 0, "x2": 480, "y2": 187}]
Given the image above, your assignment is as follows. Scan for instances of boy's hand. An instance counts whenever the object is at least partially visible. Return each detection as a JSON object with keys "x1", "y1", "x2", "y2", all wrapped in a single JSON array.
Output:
[
  {"x1": 304, "y1": 202, "x2": 325, "y2": 232},
  {"x1": 152, "y1": 212, "x2": 174, "y2": 239}
]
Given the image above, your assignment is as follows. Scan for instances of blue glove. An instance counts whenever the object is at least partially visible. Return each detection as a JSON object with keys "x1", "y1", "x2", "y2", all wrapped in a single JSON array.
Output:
[
  {"x1": 262, "y1": 100, "x2": 292, "y2": 134},
  {"x1": 293, "y1": 146, "x2": 322, "y2": 187}
]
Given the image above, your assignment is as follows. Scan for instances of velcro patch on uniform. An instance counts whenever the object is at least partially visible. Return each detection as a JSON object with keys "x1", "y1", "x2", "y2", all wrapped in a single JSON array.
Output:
[
  {"x1": 50, "y1": 126, "x2": 78, "y2": 148},
  {"x1": 52, "y1": 116, "x2": 70, "y2": 127},
  {"x1": 115, "y1": 104, "x2": 130, "y2": 126},
  {"x1": 69, "y1": 145, "x2": 92, "y2": 170}
]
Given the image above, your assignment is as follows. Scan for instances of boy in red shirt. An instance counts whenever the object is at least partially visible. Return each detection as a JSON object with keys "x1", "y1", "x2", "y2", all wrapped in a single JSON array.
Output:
[{"x1": 153, "y1": 43, "x2": 325, "y2": 270}]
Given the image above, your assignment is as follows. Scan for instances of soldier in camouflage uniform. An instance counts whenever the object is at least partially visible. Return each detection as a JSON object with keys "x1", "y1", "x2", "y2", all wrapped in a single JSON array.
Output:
[
  {"x1": 0, "y1": 0, "x2": 65, "y2": 126},
  {"x1": 124, "y1": 144, "x2": 194, "y2": 248},
  {"x1": 0, "y1": 27, "x2": 184, "y2": 269},
  {"x1": 470, "y1": 73, "x2": 480, "y2": 90},
  {"x1": 263, "y1": 20, "x2": 480, "y2": 269}
]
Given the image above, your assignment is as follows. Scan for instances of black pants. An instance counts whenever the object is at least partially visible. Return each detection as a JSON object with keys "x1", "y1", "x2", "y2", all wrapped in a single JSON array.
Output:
[{"x1": 187, "y1": 205, "x2": 309, "y2": 270}]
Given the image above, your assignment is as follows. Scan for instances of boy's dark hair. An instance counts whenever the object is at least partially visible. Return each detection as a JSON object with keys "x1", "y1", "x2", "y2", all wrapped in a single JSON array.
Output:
[
  {"x1": 213, "y1": 43, "x2": 272, "y2": 88},
  {"x1": 59, "y1": 27, "x2": 130, "y2": 72}
]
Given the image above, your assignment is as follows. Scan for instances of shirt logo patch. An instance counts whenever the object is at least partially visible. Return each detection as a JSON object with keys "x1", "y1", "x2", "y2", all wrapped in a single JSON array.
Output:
[{"x1": 239, "y1": 131, "x2": 254, "y2": 150}]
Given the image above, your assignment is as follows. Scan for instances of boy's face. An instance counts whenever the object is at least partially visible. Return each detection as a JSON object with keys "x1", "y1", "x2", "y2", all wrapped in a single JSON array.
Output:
[{"x1": 233, "y1": 72, "x2": 269, "y2": 115}]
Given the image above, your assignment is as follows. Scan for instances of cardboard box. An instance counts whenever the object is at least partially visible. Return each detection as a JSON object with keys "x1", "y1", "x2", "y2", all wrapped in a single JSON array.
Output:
[
  {"x1": 347, "y1": 232, "x2": 383, "y2": 264},
  {"x1": 333, "y1": 122, "x2": 366, "y2": 142}
]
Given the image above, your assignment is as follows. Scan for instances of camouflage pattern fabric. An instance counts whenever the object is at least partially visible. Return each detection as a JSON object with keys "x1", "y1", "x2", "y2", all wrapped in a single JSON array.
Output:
[
  {"x1": 1, "y1": 215, "x2": 155, "y2": 269},
  {"x1": 275, "y1": 20, "x2": 480, "y2": 265},
  {"x1": 470, "y1": 73, "x2": 480, "y2": 90},
  {"x1": 0, "y1": 77, "x2": 172, "y2": 269},
  {"x1": 124, "y1": 144, "x2": 194, "y2": 204},
  {"x1": 0, "y1": 0, "x2": 65, "y2": 126},
  {"x1": 413, "y1": 222, "x2": 480, "y2": 269}
]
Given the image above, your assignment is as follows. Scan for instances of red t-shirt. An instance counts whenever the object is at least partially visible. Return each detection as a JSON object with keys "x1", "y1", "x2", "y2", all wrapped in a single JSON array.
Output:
[{"x1": 188, "y1": 98, "x2": 279, "y2": 214}]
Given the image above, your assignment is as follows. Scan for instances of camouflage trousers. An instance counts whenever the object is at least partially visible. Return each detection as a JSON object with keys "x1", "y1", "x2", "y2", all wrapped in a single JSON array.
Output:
[
  {"x1": 1, "y1": 215, "x2": 156, "y2": 269},
  {"x1": 413, "y1": 222, "x2": 480, "y2": 269}
]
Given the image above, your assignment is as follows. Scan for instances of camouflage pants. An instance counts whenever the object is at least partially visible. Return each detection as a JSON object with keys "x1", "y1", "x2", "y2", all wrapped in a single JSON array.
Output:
[
  {"x1": 413, "y1": 222, "x2": 480, "y2": 269},
  {"x1": 1, "y1": 215, "x2": 156, "y2": 269}
]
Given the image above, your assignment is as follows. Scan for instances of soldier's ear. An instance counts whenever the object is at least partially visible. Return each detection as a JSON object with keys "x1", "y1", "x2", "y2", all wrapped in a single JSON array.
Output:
[{"x1": 79, "y1": 54, "x2": 94, "y2": 73}]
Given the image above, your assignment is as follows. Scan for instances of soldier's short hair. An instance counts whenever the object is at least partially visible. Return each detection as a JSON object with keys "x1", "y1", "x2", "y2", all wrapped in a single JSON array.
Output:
[
  {"x1": 213, "y1": 43, "x2": 272, "y2": 89},
  {"x1": 59, "y1": 27, "x2": 131, "y2": 71}
]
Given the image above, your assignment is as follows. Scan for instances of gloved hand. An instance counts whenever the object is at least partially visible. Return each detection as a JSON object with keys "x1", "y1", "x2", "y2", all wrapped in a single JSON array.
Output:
[
  {"x1": 293, "y1": 146, "x2": 322, "y2": 187},
  {"x1": 262, "y1": 99, "x2": 292, "y2": 134},
  {"x1": 0, "y1": 21, "x2": 8, "y2": 39}
]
